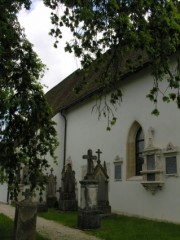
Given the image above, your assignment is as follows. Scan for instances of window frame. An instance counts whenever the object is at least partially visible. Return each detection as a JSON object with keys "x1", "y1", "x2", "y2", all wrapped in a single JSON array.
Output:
[
  {"x1": 135, "y1": 127, "x2": 145, "y2": 176},
  {"x1": 114, "y1": 155, "x2": 123, "y2": 181},
  {"x1": 126, "y1": 121, "x2": 144, "y2": 180}
]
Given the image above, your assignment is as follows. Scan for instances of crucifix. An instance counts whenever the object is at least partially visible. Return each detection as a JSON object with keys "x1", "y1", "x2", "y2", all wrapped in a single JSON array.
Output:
[
  {"x1": 96, "y1": 149, "x2": 102, "y2": 165},
  {"x1": 83, "y1": 149, "x2": 97, "y2": 177}
]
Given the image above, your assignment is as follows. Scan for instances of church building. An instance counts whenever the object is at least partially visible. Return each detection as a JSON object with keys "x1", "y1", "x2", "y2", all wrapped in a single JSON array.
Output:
[
  {"x1": 0, "y1": 49, "x2": 179, "y2": 225},
  {"x1": 45, "y1": 49, "x2": 180, "y2": 224}
]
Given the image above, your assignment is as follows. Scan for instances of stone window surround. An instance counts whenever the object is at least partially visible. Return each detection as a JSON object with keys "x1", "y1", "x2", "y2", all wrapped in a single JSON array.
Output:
[
  {"x1": 163, "y1": 143, "x2": 179, "y2": 177},
  {"x1": 114, "y1": 155, "x2": 123, "y2": 181}
]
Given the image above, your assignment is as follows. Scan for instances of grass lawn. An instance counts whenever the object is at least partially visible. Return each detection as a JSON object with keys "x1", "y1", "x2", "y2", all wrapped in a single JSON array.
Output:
[
  {"x1": 0, "y1": 213, "x2": 49, "y2": 240},
  {"x1": 38, "y1": 209, "x2": 180, "y2": 240}
]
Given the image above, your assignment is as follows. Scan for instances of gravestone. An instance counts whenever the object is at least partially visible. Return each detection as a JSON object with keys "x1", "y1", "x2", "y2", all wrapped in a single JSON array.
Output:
[
  {"x1": 37, "y1": 188, "x2": 48, "y2": 212},
  {"x1": 78, "y1": 149, "x2": 100, "y2": 229},
  {"x1": 94, "y1": 149, "x2": 111, "y2": 214},
  {"x1": 58, "y1": 162, "x2": 78, "y2": 211},
  {"x1": 13, "y1": 189, "x2": 37, "y2": 240},
  {"x1": 46, "y1": 168, "x2": 57, "y2": 207}
]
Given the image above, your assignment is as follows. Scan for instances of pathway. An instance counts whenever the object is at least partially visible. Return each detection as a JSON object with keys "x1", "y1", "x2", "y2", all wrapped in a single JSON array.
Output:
[{"x1": 0, "y1": 203, "x2": 102, "y2": 240}]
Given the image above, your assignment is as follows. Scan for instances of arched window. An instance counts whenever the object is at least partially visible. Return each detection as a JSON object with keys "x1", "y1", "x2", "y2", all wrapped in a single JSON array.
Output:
[
  {"x1": 135, "y1": 127, "x2": 144, "y2": 176},
  {"x1": 126, "y1": 122, "x2": 145, "y2": 179}
]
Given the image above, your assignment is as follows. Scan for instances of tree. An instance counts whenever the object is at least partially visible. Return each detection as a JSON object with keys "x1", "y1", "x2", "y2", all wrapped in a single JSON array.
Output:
[
  {"x1": 44, "y1": 0, "x2": 180, "y2": 127},
  {"x1": 0, "y1": 0, "x2": 58, "y2": 200}
]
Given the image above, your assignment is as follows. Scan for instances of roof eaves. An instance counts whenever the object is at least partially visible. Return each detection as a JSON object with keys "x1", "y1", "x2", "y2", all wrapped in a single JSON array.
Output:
[{"x1": 57, "y1": 60, "x2": 150, "y2": 113}]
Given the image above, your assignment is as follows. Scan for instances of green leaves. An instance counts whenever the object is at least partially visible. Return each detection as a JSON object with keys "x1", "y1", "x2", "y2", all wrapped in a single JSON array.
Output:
[
  {"x1": 45, "y1": 0, "x2": 180, "y2": 124},
  {"x1": 0, "y1": 0, "x2": 58, "y2": 200}
]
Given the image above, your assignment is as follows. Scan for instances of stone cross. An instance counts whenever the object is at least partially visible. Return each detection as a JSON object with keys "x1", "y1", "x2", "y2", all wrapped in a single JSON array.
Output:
[
  {"x1": 83, "y1": 149, "x2": 97, "y2": 176},
  {"x1": 22, "y1": 189, "x2": 31, "y2": 201},
  {"x1": 96, "y1": 149, "x2": 102, "y2": 165}
]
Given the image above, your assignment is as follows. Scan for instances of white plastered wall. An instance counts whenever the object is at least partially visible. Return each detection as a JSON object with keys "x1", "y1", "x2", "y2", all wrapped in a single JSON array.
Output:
[
  {"x1": 0, "y1": 183, "x2": 8, "y2": 203},
  {"x1": 64, "y1": 66, "x2": 180, "y2": 224},
  {"x1": 45, "y1": 113, "x2": 65, "y2": 199}
]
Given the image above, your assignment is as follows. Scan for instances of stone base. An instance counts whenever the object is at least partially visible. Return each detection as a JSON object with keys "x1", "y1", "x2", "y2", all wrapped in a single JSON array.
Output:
[
  {"x1": 37, "y1": 202, "x2": 48, "y2": 212},
  {"x1": 59, "y1": 200, "x2": 78, "y2": 211},
  {"x1": 77, "y1": 210, "x2": 100, "y2": 229},
  {"x1": 98, "y1": 201, "x2": 111, "y2": 214},
  {"x1": 46, "y1": 196, "x2": 57, "y2": 208},
  {"x1": 13, "y1": 201, "x2": 37, "y2": 240}
]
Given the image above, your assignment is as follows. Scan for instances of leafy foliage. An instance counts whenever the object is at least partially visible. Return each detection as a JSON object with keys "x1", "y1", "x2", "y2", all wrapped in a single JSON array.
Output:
[
  {"x1": 44, "y1": 0, "x2": 180, "y2": 123},
  {"x1": 0, "y1": 0, "x2": 58, "y2": 200}
]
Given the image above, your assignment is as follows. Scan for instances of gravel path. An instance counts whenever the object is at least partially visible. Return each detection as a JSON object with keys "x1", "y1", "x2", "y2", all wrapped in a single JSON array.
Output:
[{"x1": 0, "y1": 203, "x2": 102, "y2": 240}]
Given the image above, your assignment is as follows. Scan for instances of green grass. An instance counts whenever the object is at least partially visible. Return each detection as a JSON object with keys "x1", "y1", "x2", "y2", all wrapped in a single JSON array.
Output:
[
  {"x1": 0, "y1": 213, "x2": 49, "y2": 240},
  {"x1": 38, "y1": 209, "x2": 180, "y2": 240}
]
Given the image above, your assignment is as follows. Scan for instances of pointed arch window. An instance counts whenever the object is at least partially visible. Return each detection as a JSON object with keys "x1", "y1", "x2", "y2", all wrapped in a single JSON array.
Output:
[
  {"x1": 135, "y1": 127, "x2": 144, "y2": 176},
  {"x1": 127, "y1": 122, "x2": 145, "y2": 179}
]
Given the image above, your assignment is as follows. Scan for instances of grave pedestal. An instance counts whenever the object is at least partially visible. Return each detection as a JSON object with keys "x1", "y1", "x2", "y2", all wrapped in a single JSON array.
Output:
[
  {"x1": 59, "y1": 192, "x2": 78, "y2": 211},
  {"x1": 13, "y1": 201, "x2": 37, "y2": 240},
  {"x1": 37, "y1": 202, "x2": 48, "y2": 212},
  {"x1": 58, "y1": 163, "x2": 78, "y2": 211},
  {"x1": 78, "y1": 209, "x2": 100, "y2": 229},
  {"x1": 77, "y1": 179, "x2": 100, "y2": 229},
  {"x1": 98, "y1": 200, "x2": 111, "y2": 214},
  {"x1": 46, "y1": 196, "x2": 57, "y2": 208}
]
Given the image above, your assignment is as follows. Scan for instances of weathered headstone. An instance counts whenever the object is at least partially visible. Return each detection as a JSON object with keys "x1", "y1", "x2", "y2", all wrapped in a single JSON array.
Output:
[
  {"x1": 59, "y1": 162, "x2": 78, "y2": 211},
  {"x1": 13, "y1": 189, "x2": 37, "y2": 240},
  {"x1": 37, "y1": 188, "x2": 48, "y2": 212},
  {"x1": 78, "y1": 149, "x2": 100, "y2": 229},
  {"x1": 94, "y1": 149, "x2": 111, "y2": 214},
  {"x1": 46, "y1": 168, "x2": 57, "y2": 207}
]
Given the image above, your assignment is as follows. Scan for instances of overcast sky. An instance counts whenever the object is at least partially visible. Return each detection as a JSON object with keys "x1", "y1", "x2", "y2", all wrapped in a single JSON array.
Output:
[{"x1": 18, "y1": 0, "x2": 79, "y2": 92}]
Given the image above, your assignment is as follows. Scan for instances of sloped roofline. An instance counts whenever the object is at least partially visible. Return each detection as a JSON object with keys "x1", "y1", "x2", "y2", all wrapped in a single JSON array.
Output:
[{"x1": 46, "y1": 48, "x2": 150, "y2": 116}]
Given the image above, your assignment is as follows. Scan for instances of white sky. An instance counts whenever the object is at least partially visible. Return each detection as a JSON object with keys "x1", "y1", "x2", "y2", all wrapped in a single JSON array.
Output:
[{"x1": 18, "y1": 0, "x2": 79, "y2": 92}]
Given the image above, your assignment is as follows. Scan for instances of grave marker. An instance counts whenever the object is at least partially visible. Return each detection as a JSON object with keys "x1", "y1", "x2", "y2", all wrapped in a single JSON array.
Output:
[
  {"x1": 13, "y1": 189, "x2": 37, "y2": 240},
  {"x1": 78, "y1": 149, "x2": 100, "y2": 229}
]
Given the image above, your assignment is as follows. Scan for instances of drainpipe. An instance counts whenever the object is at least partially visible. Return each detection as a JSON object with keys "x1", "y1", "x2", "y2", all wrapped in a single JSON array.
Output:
[{"x1": 61, "y1": 110, "x2": 67, "y2": 168}]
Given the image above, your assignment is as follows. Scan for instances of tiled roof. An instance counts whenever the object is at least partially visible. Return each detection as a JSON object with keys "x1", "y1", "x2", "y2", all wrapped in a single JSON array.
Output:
[{"x1": 46, "y1": 49, "x2": 149, "y2": 116}]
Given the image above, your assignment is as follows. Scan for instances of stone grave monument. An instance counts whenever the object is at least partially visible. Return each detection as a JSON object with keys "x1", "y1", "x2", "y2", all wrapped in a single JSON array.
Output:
[
  {"x1": 94, "y1": 149, "x2": 111, "y2": 214},
  {"x1": 58, "y1": 161, "x2": 78, "y2": 211},
  {"x1": 77, "y1": 149, "x2": 100, "y2": 229},
  {"x1": 46, "y1": 168, "x2": 57, "y2": 207},
  {"x1": 13, "y1": 189, "x2": 37, "y2": 240},
  {"x1": 37, "y1": 187, "x2": 48, "y2": 212}
]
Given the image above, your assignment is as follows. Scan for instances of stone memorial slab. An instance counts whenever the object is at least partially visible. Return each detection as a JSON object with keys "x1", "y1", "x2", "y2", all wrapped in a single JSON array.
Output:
[
  {"x1": 37, "y1": 188, "x2": 48, "y2": 212},
  {"x1": 46, "y1": 168, "x2": 57, "y2": 207},
  {"x1": 59, "y1": 162, "x2": 78, "y2": 211},
  {"x1": 94, "y1": 149, "x2": 111, "y2": 214},
  {"x1": 13, "y1": 189, "x2": 37, "y2": 240}
]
